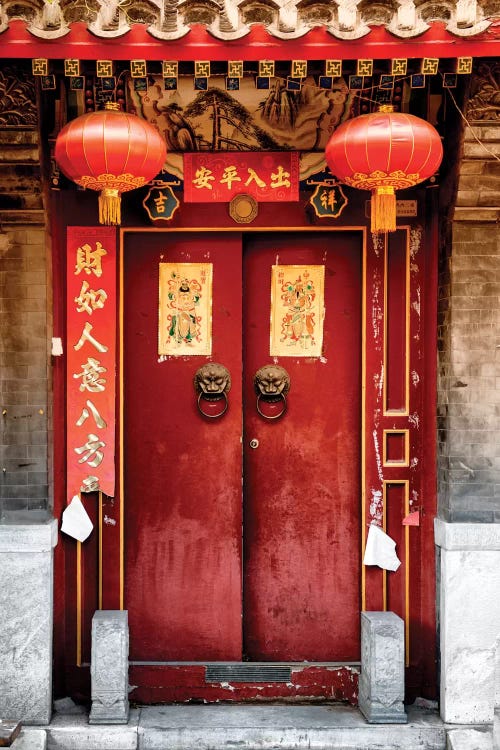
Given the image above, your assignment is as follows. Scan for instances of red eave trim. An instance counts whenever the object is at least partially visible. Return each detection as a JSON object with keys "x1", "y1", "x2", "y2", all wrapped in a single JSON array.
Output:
[{"x1": 0, "y1": 20, "x2": 499, "y2": 61}]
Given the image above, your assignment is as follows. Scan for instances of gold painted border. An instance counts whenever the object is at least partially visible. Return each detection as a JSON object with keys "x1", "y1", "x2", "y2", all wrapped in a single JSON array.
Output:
[
  {"x1": 119, "y1": 235, "x2": 125, "y2": 610},
  {"x1": 76, "y1": 538, "x2": 82, "y2": 667},
  {"x1": 361, "y1": 230, "x2": 367, "y2": 613},
  {"x1": 118, "y1": 225, "x2": 368, "y2": 629},
  {"x1": 382, "y1": 479, "x2": 410, "y2": 667},
  {"x1": 383, "y1": 227, "x2": 410, "y2": 416},
  {"x1": 98, "y1": 491, "x2": 103, "y2": 609},
  {"x1": 382, "y1": 429, "x2": 410, "y2": 467}
]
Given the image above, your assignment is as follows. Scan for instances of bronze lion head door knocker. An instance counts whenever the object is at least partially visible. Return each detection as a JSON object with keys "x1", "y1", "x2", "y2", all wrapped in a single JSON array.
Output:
[
  {"x1": 194, "y1": 363, "x2": 231, "y2": 419},
  {"x1": 253, "y1": 364, "x2": 291, "y2": 420}
]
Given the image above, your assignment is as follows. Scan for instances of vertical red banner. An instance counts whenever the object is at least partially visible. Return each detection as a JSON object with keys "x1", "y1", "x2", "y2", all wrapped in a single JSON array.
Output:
[{"x1": 67, "y1": 227, "x2": 116, "y2": 499}]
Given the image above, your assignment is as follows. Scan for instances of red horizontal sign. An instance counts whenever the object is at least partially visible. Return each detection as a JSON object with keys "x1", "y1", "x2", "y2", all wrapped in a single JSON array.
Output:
[{"x1": 183, "y1": 152, "x2": 299, "y2": 202}]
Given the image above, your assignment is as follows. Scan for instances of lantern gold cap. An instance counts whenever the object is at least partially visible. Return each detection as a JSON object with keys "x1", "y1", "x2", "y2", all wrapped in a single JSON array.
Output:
[
  {"x1": 378, "y1": 104, "x2": 395, "y2": 113},
  {"x1": 104, "y1": 101, "x2": 121, "y2": 112}
]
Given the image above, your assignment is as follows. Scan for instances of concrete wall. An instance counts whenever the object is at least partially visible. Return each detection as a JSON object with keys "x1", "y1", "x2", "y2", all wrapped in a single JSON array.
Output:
[
  {"x1": 437, "y1": 122, "x2": 500, "y2": 522},
  {"x1": 0, "y1": 64, "x2": 50, "y2": 516}
]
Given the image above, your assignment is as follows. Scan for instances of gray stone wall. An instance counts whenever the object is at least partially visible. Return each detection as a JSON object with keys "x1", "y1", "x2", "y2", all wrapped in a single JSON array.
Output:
[
  {"x1": 0, "y1": 68, "x2": 50, "y2": 516},
  {"x1": 438, "y1": 122, "x2": 500, "y2": 522}
]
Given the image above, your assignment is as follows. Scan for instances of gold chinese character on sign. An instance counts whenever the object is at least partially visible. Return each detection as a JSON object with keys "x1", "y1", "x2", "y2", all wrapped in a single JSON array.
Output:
[
  {"x1": 75, "y1": 242, "x2": 107, "y2": 278},
  {"x1": 74, "y1": 433, "x2": 106, "y2": 468},
  {"x1": 391, "y1": 59, "x2": 407, "y2": 76},
  {"x1": 154, "y1": 193, "x2": 167, "y2": 213},
  {"x1": 76, "y1": 400, "x2": 107, "y2": 429},
  {"x1": 193, "y1": 166, "x2": 215, "y2": 190},
  {"x1": 421, "y1": 58, "x2": 439, "y2": 75},
  {"x1": 245, "y1": 168, "x2": 266, "y2": 188},
  {"x1": 74, "y1": 322, "x2": 109, "y2": 354},
  {"x1": 270, "y1": 166, "x2": 291, "y2": 189},
  {"x1": 131, "y1": 60, "x2": 147, "y2": 78},
  {"x1": 73, "y1": 357, "x2": 107, "y2": 393},
  {"x1": 326, "y1": 60, "x2": 342, "y2": 77},
  {"x1": 195, "y1": 61, "x2": 211, "y2": 78},
  {"x1": 75, "y1": 281, "x2": 107, "y2": 315},
  {"x1": 80, "y1": 475, "x2": 100, "y2": 492},
  {"x1": 259, "y1": 60, "x2": 275, "y2": 77},
  {"x1": 321, "y1": 189, "x2": 338, "y2": 211},
  {"x1": 228, "y1": 61, "x2": 243, "y2": 78},
  {"x1": 32, "y1": 59, "x2": 49, "y2": 76},
  {"x1": 162, "y1": 61, "x2": 178, "y2": 78},
  {"x1": 96, "y1": 60, "x2": 113, "y2": 78},
  {"x1": 357, "y1": 59, "x2": 373, "y2": 77},
  {"x1": 64, "y1": 59, "x2": 80, "y2": 77},
  {"x1": 457, "y1": 57, "x2": 473, "y2": 75},
  {"x1": 221, "y1": 166, "x2": 242, "y2": 189}
]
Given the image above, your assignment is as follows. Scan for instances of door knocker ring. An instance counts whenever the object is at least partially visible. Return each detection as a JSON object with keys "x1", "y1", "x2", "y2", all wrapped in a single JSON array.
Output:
[
  {"x1": 256, "y1": 392, "x2": 287, "y2": 420},
  {"x1": 197, "y1": 390, "x2": 228, "y2": 419},
  {"x1": 253, "y1": 365, "x2": 290, "y2": 421},
  {"x1": 194, "y1": 363, "x2": 231, "y2": 420}
]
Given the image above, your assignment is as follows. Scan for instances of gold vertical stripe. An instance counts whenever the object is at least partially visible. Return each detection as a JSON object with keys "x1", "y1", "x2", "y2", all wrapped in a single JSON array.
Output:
[
  {"x1": 361, "y1": 228, "x2": 367, "y2": 612},
  {"x1": 405, "y1": 227, "x2": 410, "y2": 415},
  {"x1": 76, "y1": 539, "x2": 82, "y2": 667},
  {"x1": 382, "y1": 232, "x2": 388, "y2": 414},
  {"x1": 119, "y1": 231, "x2": 125, "y2": 610},
  {"x1": 404, "y1": 482, "x2": 410, "y2": 667},
  {"x1": 98, "y1": 491, "x2": 103, "y2": 610},
  {"x1": 382, "y1": 483, "x2": 387, "y2": 611}
]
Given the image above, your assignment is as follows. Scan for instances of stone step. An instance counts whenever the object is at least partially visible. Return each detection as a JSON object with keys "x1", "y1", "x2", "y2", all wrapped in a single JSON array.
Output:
[{"x1": 32, "y1": 705, "x2": 453, "y2": 750}]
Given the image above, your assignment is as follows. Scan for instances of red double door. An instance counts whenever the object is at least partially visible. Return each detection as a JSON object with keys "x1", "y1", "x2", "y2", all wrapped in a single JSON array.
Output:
[{"x1": 123, "y1": 229, "x2": 363, "y2": 698}]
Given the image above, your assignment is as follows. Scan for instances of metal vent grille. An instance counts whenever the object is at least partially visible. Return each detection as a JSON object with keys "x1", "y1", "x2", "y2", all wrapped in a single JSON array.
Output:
[{"x1": 205, "y1": 664, "x2": 292, "y2": 683}]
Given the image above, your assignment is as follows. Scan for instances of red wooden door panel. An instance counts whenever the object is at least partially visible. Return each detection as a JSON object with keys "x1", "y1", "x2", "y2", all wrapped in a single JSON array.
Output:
[
  {"x1": 243, "y1": 232, "x2": 363, "y2": 661},
  {"x1": 123, "y1": 231, "x2": 243, "y2": 660}
]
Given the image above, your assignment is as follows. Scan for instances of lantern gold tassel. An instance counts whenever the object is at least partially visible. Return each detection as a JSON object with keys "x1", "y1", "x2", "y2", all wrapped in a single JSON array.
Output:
[
  {"x1": 371, "y1": 186, "x2": 396, "y2": 233},
  {"x1": 98, "y1": 189, "x2": 121, "y2": 225}
]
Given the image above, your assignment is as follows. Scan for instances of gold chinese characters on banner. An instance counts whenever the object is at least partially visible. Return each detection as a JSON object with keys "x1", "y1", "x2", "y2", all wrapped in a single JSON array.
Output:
[
  {"x1": 67, "y1": 226, "x2": 116, "y2": 499},
  {"x1": 270, "y1": 265, "x2": 325, "y2": 357},
  {"x1": 159, "y1": 263, "x2": 213, "y2": 356}
]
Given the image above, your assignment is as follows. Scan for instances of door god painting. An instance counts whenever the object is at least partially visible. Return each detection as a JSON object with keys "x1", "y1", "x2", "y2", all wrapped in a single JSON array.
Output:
[
  {"x1": 270, "y1": 265, "x2": 325, "y2": 356},
  {"x1": 159, "y1": 262, "x2": 213, "y2": 355}
]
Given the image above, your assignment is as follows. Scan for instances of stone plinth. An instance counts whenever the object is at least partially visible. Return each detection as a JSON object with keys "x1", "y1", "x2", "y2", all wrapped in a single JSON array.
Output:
[
  {"x1": 11, "y1": 730, "x2": 47, "y2": 750},
  {"x1": 0, "y1": 518, "x2": 58, "y2": 724},
  {"x1": 436, "y1": 519, "x2": 500, "y2": 724},
  {"x1": 89, "y1": 610, "x2": 129, "y2": 724},
  {"x1": 358, "y1": 611, "x2": 407, "y2": 724}
]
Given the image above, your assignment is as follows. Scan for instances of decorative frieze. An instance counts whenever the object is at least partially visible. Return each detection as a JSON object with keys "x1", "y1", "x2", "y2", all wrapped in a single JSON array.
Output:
[{"x1": 0, "y1": 0, "x2": 494, "y2": 40}]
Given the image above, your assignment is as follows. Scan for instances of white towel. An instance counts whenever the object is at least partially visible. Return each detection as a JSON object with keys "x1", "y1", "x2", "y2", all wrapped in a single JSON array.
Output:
[
  {"x1": 363, "y1": 524, "x2": 401, "y2": 572},
  {"x1": 61, "y1": 495, "x2": 93, "y2": 542}
]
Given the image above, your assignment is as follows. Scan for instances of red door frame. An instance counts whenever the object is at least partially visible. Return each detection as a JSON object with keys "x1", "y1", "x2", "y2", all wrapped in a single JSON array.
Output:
[{"x1": 51, "y1": 187, "x2": 438, "y2": 703}]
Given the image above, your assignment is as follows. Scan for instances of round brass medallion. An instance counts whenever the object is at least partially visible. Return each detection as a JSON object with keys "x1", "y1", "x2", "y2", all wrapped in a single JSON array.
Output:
[{"x1": 229, "y1": 194, "x2": 258, "y2": 224}]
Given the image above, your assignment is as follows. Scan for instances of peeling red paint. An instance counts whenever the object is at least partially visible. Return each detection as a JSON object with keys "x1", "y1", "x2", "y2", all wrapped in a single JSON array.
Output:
[{"x1": 129, "y1": 666, "x2": 359, "y2": 705}]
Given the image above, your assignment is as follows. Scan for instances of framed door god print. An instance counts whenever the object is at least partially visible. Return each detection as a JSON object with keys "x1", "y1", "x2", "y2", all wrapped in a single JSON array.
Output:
[
  {"x1": 158, "y1": 262, "x2": 213, "y2": 356},
  {"x1": 270, "y1": 264, "x2": 325, "y2": 356}
]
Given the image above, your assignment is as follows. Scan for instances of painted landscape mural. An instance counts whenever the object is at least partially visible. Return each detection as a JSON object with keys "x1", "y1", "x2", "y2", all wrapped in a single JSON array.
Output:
[{"x1": 127, "y1": 75, "x2": 359, "y2": 154}]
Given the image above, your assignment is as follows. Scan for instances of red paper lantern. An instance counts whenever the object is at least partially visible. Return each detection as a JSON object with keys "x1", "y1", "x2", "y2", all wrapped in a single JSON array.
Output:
[
  {"x1": 325, "y1": 106, "x2": 443, "y2": 233},
  {"x1": 55, "y1": 102, "x2": 167, "y2": 225}
]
